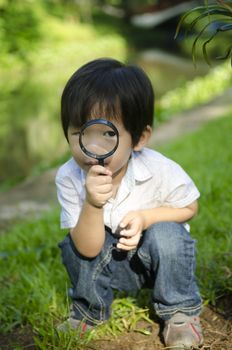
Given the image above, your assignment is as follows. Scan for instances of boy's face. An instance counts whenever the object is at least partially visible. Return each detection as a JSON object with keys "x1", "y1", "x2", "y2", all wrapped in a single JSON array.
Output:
[{"x1": 67, "y1": 118, "x2": 134, "y2": 181}]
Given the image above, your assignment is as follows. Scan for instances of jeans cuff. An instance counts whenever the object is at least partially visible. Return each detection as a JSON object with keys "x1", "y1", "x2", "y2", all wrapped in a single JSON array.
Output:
[
  {"x1": 154, "y1": 302, "x2": 203, "y2": 320},
  {"x1": 72, "y1": 302, "x2": 105, "y2": 326}
]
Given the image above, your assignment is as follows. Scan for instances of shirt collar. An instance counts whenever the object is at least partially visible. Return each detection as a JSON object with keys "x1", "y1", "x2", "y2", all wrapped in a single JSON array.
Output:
[
  {"x1": 121, "y1": 150, "x2": 152, "y2": 194},
  {"x1": 79, "y1": 149, "x2": 152, "y2": 189},
  {"x1": 130, "y1": 150, "x2": 153, "y2": 183}
]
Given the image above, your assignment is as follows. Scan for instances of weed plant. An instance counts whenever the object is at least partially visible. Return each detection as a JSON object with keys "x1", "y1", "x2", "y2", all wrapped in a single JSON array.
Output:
[{"x1": 0, "y1": 114, "x2": 231, "y2": 348}]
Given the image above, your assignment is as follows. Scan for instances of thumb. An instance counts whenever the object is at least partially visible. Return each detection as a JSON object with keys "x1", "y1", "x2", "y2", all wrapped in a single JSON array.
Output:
[{"x1": 120, "y1": 212, "x2": 133, "y2": 229}]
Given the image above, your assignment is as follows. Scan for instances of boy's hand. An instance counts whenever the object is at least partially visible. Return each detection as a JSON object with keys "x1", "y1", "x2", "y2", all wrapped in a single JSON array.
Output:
[
  {"x1": 85, "y1": 165, "x2": 113, "y2": 208},
  {"x1": 117, "y1": 211, "x2": 145, "y2": 251}
]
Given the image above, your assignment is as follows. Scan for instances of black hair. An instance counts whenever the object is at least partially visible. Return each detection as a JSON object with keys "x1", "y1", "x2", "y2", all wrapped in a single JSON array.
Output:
[{"x1": 61, "y1": 58, "x2": 154, "y2": 146}]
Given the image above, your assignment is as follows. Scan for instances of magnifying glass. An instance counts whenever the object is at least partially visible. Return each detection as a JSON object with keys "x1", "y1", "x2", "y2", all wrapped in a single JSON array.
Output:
[{"x1": 79, "y1": 119, "x2": 119, "y2": 166}]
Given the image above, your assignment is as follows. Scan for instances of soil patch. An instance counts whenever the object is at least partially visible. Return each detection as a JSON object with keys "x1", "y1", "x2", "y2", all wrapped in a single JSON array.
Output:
[
  {"x1": 0, "y1": 326, "x2": 36, "y2": 350},
  {"x1": 0, "y1": 306, "x2": 231, "y2": 350},
  {"x1": 90, "y1": 307, "x2": 232, "y2": 350}
]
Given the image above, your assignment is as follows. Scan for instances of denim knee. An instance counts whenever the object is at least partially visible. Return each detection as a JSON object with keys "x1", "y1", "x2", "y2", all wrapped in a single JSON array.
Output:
[
  {"x1": 137, "y1": 222, "x2": 202, "y2": 319},
  {"x1": 138, "y1": 222, "x2": 195, "y2": 268},
  {"x1": 57, "y1": 231, "x2": 117, "y2": 323},
  {"x1": 152, "y1": 222, "x2": 192, "y2": 255}
]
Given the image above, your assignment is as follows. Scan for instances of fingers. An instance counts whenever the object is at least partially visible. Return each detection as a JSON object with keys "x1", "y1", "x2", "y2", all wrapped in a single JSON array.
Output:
[
  {"x1": 120, "y1": 228, "x2": 136, "y2": 238},
  {"x1": 98, "y1": 184, "x2": 113, "y2": 194},
  {"x1": 120, "y1": 218, "x2": 139, "y2": 238},
  {"x1": 86, "y1": 190, "x2": 113, "y2": 208},
  {"x1": 85, "y1": 165, "x2": 113, "y2": 207},
  {"x1": 119, "y1": 234, "x2": 141, "y2": 246},
  {"x1": 88, "y1": 166, "x2": 112, "y2": 187},
  {"x1": 120, "y1": 213, "x2": 133, "y2": 230},
  {"x1": 117, "y1": 212, "x2": 143, "y2": 250},
  {"x1": 117, "y1": 232, "x2": 142, "y2": 251},
  {"x1": 88, "y1": 165, "x2": 112, "y2": 177},
  {"x1": 120, "y1": 211, "x2": 145, "y2": 240},
  {"x1": 116, "y1": 243, "x2": 137, "y2": 251}
]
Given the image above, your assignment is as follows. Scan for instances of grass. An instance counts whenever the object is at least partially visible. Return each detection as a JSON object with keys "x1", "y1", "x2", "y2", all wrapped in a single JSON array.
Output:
[
  {"x1": 158, "y1": 112, "x2": 232, "y2": 304},
  {"x1": 0, "y1": 113, "x2": 232, "y2": 348}
]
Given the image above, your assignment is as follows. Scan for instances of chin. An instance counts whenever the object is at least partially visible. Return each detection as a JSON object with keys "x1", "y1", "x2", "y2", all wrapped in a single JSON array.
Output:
[{"x1": 112, "y1": 163, "x2": 128, "y2": 179}]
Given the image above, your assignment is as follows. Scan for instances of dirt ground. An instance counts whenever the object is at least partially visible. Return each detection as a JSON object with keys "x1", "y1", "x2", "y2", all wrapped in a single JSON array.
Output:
[
  {"x1": 91, "y1": 303, "x2": 232, "y2": 350},
  {"x1": 0, "y1": 304, "x2": 231, "y2": 350}
]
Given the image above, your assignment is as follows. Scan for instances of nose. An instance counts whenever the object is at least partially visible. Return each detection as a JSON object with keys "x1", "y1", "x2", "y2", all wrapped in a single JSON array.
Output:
[
  {"x1": 84, "y1": 143, "x2": 108, "y2": 156},
  {"x1": 84, "y1": 158, "x2": 99, "y2": 165}
]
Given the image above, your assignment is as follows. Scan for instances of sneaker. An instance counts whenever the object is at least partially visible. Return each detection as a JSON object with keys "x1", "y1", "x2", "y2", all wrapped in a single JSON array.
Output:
[
  {"x1": 57, "y1": 317, "x2": 93, "y2": 335},
  {"x1": 163, "y1": 312, "x2": 203, "y2": 349}
]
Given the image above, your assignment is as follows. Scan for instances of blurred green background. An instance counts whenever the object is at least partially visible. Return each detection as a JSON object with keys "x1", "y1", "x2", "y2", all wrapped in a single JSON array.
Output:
[
  {"x1": 1, "y1": 0, "x2": 231, "y2": 188},
  {"x1": 0, "y1": 2, "x2": 232, "y2": 347}
]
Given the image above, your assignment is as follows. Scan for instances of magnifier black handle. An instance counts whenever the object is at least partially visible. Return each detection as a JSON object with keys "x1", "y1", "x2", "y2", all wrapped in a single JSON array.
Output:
[{"x1": 98, "y1": 159, "x2": 104, "y2": 166}]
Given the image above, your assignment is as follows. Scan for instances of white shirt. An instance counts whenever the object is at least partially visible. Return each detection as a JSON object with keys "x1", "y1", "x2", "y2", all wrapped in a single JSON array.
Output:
[{"x1": 55, "y1": 148, "x2": 200, "y2": 232}]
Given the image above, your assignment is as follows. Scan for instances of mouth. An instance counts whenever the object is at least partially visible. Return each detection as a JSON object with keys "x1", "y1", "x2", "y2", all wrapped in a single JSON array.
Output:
[
  {"x1": 84, "y1": 159, "x2": 99, "y2": 166},
  {"x1": 84, "y1": 158, "x2": 111, "y2": 166}
]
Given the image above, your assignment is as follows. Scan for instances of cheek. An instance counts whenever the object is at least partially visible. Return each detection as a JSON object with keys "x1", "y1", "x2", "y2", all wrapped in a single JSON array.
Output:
[
  {"x1": 116, "y1": 141, "x2": 132, "y2": 161},
  {"x1": 69, "y1": 142, "x2": 82, "y2": 159},
  {"x1": 120, "y1": 137, "x2": 133, "y2": 153}
]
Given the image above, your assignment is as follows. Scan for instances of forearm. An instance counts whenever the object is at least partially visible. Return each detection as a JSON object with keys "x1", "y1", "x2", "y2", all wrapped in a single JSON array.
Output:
[
  {"x1": 70, "y1": 200, "x2": 105, "y2": 258},
  {"x1": 140, "y1": 201, "x2": 198, "y2": 230}
]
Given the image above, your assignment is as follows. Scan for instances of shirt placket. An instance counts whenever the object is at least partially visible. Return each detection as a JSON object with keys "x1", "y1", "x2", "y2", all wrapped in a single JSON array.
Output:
[{"x1": 109, "y1": 173, "x2": 134, "y2": 233}]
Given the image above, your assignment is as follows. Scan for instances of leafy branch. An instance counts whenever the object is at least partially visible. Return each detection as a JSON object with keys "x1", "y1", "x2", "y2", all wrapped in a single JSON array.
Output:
[{"x1": 175, "y1": 0, "x2": 232, "y2": 66}]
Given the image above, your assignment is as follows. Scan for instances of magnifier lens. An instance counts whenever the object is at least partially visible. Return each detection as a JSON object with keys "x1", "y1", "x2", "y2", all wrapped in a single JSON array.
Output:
[
  {"x1": 81, "y1": 124, "x2": 117, "y2": 156},
  {"x1": 79, "y1": 119, "x2": 119, "y2": 164}
]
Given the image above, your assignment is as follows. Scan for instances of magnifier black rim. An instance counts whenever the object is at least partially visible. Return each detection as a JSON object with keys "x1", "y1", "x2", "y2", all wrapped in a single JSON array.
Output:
[{"x1": 79, "y1": 118, "x2": 119, "y2": 160}]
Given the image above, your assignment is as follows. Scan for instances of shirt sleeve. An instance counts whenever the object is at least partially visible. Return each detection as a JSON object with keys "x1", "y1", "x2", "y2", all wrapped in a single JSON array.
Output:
[
  {"x1": 55, "y1": 175, "x2": 82, "y2": 229},
  {"x1": 162, "y1": 162, "x2": 200, "y2": 208}
]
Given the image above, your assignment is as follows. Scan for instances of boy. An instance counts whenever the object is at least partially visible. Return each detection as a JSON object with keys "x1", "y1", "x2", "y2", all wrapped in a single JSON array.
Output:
[{"x1": 56, "y1": 58, "x2": 203, "y2": 349}]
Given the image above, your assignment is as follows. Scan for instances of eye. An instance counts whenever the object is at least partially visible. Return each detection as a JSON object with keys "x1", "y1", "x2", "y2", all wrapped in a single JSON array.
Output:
[
  {"x1": 103, "y1": 131, "x2": 116, "y2": 138},
  {"x1": 72, "y1": 131, "x2": 80, "y2": 136}
]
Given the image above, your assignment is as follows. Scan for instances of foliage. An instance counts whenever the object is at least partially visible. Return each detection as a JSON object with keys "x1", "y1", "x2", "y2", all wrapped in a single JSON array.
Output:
[
  {"x1": 176, "y1": 0, "x2": 232, "y2": 66},
  {"x1": 156, "y1": 61, "x2": 232, "y2": 122},
  {"x1": 0, "y1": 0, "x2": 43, "y2": 61},
  {"x1": 0, "y1": 0, "x2": 231, "y2": 188},
  {"x1": 0, "y1": 113, "x2": 232, "y2": 348},
  {"x1": 0, "y1": 7, "x2": 127, "y2": 185},
  {"x1": 0, "y1": 0, "x2": 159, "y2": 58}
]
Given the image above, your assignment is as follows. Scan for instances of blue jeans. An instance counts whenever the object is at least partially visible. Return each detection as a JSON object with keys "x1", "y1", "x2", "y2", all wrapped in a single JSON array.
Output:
[{"x1": 58, "y1": 222, "x2": 202, "y2": 324}]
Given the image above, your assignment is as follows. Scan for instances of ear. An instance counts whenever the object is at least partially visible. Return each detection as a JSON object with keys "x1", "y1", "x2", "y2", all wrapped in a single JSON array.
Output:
[{"x1": 133, "y1": 125, "x2": 152, "y2": 151}]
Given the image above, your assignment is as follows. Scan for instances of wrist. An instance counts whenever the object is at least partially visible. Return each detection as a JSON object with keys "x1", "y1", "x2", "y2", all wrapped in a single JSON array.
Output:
[
  {"x1": 85, "y1": 197, "x2": 103, "y2": 210},
  {"x1": 140, "y1": 210, "x2": 149, "y2": 230}
]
